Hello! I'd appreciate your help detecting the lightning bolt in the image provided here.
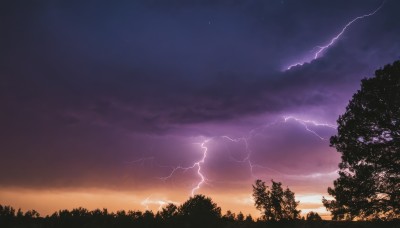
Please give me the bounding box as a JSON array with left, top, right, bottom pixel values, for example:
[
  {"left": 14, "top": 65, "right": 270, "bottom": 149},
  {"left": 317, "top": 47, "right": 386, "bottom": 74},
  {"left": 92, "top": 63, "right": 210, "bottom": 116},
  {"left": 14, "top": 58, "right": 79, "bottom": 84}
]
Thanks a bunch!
[
  {"left": 222, "top": 116, "right": 337, "bottom": 178},
  {"left": 160, "top": 136, "right": 251, "bottom": 195},
  {"left": 191, "top": 140, "right": 208, "bottom": 196},
  {"left": 160, "top": 139, "right": 210, "bottom": 196},
  {"left": 221, "top": 136, "right": 256, "bottom": 177},
  {"left": 158, "top": 116, "right": 337, "bottom": 195},
  {"left": 141, "top": 196, "right": 179, "bottom": 211},
  {"left": 283, "top": 116, "right": 337, "bottom": 140},
  {"left": 286, "top": 1, "right": 385, "bottom": 70},
  {"left": 221, "top": 135, "right": 285, "bottom": 178}
]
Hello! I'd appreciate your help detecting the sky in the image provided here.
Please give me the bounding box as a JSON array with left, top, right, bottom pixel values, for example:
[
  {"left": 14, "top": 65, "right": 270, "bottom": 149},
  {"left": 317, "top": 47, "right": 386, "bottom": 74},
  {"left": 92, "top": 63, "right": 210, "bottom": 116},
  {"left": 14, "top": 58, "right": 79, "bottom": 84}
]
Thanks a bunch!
[{"left": 1, "top": 0, "right": 400, "bottom": 219}]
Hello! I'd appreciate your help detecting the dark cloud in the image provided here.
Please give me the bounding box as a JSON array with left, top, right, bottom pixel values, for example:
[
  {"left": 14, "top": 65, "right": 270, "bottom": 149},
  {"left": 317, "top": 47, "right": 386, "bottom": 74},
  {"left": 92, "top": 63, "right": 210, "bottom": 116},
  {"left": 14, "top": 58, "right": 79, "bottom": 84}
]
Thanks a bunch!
[{"left": 0, "top": 0, "right": 399, "bottom": 191}]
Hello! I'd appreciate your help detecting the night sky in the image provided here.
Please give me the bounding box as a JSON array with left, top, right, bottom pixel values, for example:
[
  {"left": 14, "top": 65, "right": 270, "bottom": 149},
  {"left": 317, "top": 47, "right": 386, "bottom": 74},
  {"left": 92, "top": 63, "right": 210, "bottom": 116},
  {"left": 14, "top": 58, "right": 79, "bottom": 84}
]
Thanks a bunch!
[{"left": 1, "top": 0, "right": 399, "bottom": 218}]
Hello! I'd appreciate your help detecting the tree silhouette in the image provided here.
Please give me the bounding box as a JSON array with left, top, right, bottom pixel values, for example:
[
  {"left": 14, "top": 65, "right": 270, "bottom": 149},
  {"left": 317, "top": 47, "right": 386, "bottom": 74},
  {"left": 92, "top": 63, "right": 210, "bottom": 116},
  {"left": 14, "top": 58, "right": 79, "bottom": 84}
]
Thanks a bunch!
[
  {"left": 245, "top": 214, "right": 253, "bottom": 223},
  {"left": 306, "top": 211, "right": 322, "bottom": 221},
  {"left": 0, "top": 205, "right": 15, "bottom": 227},
  {"left": 157, "top": 203, "right": 177, "bottom": 227},
  {"left": 252, "top": 179, "right": 300, "bottom": 221},
  {"left": 222, "top": 210, "right": 235, "bottom": 222},
  {"left": 177, "top": 194, "right": 221, "bottom": 227},
  {"left": 159, "top": 203, "right": 177, "bottom": 221},
  {"left": 236, "top": 211, "right": 244, "bottom": 222},
  {"left": 324, "top": 61, "right": 400, "bottom": 220},
  {"left": 282, "top": 186, "right": 301, "bottom": 220}
]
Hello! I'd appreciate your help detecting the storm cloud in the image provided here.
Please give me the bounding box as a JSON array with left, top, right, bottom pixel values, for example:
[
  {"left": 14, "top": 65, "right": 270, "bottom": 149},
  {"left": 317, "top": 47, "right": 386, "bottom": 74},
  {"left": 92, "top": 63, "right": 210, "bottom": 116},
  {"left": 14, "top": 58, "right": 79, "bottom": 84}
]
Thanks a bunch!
[{"left": 0, "top": 0, "right": 399, "bottom": 216}]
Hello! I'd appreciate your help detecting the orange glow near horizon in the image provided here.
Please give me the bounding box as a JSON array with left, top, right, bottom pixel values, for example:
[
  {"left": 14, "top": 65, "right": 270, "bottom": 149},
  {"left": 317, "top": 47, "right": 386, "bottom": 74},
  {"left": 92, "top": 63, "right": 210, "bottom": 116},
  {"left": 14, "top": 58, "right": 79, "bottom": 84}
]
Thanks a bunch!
[{"left": 0, "top": 187, "right": 332, "bottom": 220}]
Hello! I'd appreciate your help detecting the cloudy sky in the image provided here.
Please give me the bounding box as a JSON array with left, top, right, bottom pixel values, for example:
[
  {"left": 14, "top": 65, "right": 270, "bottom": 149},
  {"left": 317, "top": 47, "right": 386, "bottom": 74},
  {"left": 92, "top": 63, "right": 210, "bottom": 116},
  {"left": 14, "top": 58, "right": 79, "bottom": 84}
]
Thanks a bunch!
[{"left": 1, "top": 0, "right": 399, "bottom": 218}]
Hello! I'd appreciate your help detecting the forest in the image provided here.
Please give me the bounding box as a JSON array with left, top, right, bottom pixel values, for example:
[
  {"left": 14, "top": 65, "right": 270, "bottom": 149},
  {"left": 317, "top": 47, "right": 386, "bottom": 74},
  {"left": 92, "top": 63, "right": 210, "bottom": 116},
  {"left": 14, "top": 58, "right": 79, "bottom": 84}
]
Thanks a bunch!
[{"left": 1, "top": 195, "right": 399, "bottom": 228}]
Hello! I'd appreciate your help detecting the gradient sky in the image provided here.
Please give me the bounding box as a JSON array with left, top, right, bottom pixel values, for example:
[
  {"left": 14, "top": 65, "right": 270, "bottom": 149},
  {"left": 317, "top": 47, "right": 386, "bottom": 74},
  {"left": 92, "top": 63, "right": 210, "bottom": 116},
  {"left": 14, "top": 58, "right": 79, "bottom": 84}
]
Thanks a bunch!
[{"left": 1, "top": 0, "right": 400, "bottom": 219}]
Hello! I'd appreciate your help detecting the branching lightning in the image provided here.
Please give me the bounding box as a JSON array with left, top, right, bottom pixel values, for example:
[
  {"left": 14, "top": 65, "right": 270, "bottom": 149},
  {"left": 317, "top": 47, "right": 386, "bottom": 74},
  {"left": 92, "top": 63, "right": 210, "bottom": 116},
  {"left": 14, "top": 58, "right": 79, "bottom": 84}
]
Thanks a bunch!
[
  {"left": 286, "top": 1, "right": 385, "bottom": 70},
  {"left": 160, "top": 139, "right": 210, "bottom": 196},
  {"left": 156, "top": 116, "right": 337, "bottom": 195},
  {"left": 191, "top": 140, "right": 208, "bottom": 196},
  {"left": 221, "top": 136, "right": 258, "bottom": 177},
  {"left": 312, "top": 2, "right": 384, "bottom": 60},
  {"left": 123, "top": 2, "right": 363, "bottom": 204},
  {"left": 283, "top": 116, "right": 337, "bottom": 140}
]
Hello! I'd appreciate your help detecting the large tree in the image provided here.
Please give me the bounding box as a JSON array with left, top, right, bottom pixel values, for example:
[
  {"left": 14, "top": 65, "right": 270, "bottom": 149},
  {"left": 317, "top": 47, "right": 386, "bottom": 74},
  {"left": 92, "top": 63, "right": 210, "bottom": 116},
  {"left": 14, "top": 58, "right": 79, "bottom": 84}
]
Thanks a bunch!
[
  {"left": 177, "top": 194, "right": 221, "bottom": 227},
  {"left": 323, "top": 61, "right": 400, "bottom": 220},
  {"left": 252, "top": 179, "right": 300, "bottom": 221}
]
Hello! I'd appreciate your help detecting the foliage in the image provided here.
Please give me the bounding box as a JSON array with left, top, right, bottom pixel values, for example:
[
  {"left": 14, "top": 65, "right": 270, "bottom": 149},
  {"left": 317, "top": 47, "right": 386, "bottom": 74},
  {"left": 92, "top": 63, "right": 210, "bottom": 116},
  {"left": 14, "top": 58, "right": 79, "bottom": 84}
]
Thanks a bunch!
[
  {"left": 177, "top": 194, "right": 221, "bottom": 227},
  {"left": 222, "top": 210, "right": 236, "bottom": 222},
  {"left": 252, "top": 179, "right": 300, "bottom": 221},
  {"left": 159, "top": 203, "right": 177, "bottom": 220},
  {"left": 324, "top": 61, "right": 400, "bottom": 220},
  {"left": 236, "top": 211, "right": 244, "bottom": 221},
  {"left": 306, "top": 211, "right": 322, "bottom": 221},
  {"left": 2, "top": 203, "right": 400, "bottom": 228}
]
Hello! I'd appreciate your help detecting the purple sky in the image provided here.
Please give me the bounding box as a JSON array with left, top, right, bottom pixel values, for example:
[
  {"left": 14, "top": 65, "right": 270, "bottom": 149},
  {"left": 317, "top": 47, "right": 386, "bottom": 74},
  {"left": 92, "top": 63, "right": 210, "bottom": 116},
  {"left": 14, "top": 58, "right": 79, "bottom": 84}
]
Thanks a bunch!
[{"left": 1, "top": 0, "right": 399, "bottom": 217}]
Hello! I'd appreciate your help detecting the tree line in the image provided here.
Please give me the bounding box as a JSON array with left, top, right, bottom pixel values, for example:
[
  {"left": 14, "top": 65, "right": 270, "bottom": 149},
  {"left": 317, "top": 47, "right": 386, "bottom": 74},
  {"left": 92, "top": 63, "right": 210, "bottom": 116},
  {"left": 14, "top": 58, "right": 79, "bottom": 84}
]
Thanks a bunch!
[
  {"left": 1, "top": 189, "right": 398, "bottom": 228},
  {"left": 0, "top": 191, "right": 304, "bottom": 228},
  {"left": 0, "top": 179, "right": 310, "bottom": 228},
  {"left": 1, "top": 177, "right": 398, "bottom": 228}
]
